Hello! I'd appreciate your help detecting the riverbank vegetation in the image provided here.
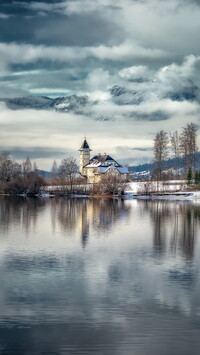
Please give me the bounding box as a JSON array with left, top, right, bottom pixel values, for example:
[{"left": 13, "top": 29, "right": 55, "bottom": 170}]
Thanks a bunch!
[
  {"left": 153, "top": 122, "right": 199, "bottom": 181},
  {"left": 1, "top": 121, "right": 200, "bottom": 197},
  {"left": 0, "top": 154, "right": 46, "bottom": 195},
  {"left": 0, "top": 154, "right": 129, "bottom": 196}
]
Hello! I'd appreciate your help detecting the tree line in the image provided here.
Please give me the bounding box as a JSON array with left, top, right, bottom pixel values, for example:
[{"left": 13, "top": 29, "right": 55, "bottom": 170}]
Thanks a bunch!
[
  {"left": 0, "top": 154, "right": 45, "bottom": 195},
  {"left": 51, "top": 158, "right": 128, "bottom": 195},
  {"left": 0, "top": 154, "right": 80, "bottom": 195},
  {"left": 0, "top": 153, "right": 129, "bottom": 196},
  {"left": 153, "top": 122, "right": 199, "bottom": 181}
]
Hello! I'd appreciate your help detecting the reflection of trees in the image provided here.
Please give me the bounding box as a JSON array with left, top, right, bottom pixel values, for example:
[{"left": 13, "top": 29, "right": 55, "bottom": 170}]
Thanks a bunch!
[
  {"left": 51, "top": 198, "right": 81, "bottom": 235},
  {"left": 151, "top": 202, "right": 168, "bottom": 254},
  {"left": 0, "top": 197, "right": 130, "bottom": 248},
  {"left": 138, "top": 200, "right": 200, "bottom": 260},
  {"left": 0, "top": 197, "right": 46, "bottom": 235},
  {"left": 51, "top": 198, "right": 131, "bottom": 247},
  {"left": 178, "top": 205, "right": 196, "bottom": 260},
  {"left": 90, "top": 199, "right": 130, "bottom": 234},
  {"left": 138, "top": 200, "right": 172, "bottom": 255}
]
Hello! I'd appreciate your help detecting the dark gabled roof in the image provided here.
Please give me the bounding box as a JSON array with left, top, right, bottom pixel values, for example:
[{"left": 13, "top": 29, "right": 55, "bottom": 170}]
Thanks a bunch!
[{"left": 91, "top": 154, "right": 119, "bottom": 165}]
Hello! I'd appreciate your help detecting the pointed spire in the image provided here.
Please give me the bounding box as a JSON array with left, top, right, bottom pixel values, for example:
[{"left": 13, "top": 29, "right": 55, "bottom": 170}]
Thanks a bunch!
[{"left": 79, "top": 137, "right": 92, "bottom": 151}]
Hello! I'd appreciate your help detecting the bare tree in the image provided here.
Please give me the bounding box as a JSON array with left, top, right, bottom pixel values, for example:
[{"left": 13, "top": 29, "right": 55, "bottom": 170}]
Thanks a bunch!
[
  {"left": 100, "top": 170, "right": 128, "bottom": 195},
  {"left": 25, "top": 172, "right": 46, "bottom": 195},
  {"left": 0, "top": 153, "right": 21, "bottom": 183},
  {"left": 58, "top": 157, "right": 79, "bottom": 191},
  {"left": 4, "top": 172, "right": 46, "bottom": 195},
  {"left": 170, "top": 131, "right": 180, "bottom": 177},
  {"left": 51, "top": 160, "right": 58, "bottom": 182},
  {"left": 138, "top": 181, "right": 156, "bottom": 195},
  {"left": 180, "top": 123, "right": 198, "bottom": 173},
  {"left": 153, "top": 130, "right": 169, "bottom": 180}
]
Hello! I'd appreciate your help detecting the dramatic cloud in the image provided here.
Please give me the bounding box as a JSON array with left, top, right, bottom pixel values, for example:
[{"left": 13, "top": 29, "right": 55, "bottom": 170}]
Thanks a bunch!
[{"left": 0, "top": 0, "right": 200, "bottom": 167}]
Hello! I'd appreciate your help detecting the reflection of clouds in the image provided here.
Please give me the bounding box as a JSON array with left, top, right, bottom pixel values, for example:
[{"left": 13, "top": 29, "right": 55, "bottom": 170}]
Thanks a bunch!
[{"left": 0, "top": 199, "right": 200, "bottom": 354}]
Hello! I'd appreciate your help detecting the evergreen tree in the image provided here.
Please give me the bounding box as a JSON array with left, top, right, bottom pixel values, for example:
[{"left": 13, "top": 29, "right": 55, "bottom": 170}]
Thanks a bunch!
[
  {"left": 33, "top": 162, "right": 38, "bottom": 172},
  {"left": 195, "top": 170, "right": 200, "bottom": 185},
  {"left": 51, "top": 160, "right": 58, "bottom": 180},
  {"left": 22, "top": 157, "right": 32, "bottom": 176},
  {"left": 187, "top": 167, "right": 193, "bottom": 185}
]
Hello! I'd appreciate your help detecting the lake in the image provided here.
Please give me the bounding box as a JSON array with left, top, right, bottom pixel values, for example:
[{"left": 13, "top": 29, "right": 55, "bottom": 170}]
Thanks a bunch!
[{"left": 0, "top": 197, "right": 200, "bottom": 355}]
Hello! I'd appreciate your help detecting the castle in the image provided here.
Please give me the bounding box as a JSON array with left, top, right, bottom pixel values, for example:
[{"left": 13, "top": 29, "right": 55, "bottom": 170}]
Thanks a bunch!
[{"left": 79, "top": 138, "right": 129, "bottom": 183}]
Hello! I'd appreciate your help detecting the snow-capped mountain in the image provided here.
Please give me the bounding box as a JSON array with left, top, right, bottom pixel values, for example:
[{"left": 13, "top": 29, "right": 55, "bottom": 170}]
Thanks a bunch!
[
  {"left": 0, "top": 95, "right": 89, "bottom": 112},
  {"left": 1, "top": 78, "right": 199, "bottom": 120},
  {"left": 110, "top": 85, "right": 143, "bottom": 105},
  {"left": 110, "top": 82, "right": 200, "bottom": 105}
]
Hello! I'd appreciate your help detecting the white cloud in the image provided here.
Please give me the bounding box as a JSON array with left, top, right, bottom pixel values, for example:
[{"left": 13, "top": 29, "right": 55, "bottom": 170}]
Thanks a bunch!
[
  {"left": 1, "top": 1, "right": 200, "bottom": 167},
  {"left": 0, "top": 41, "right": 169, "bottom": 73},
  {"left": 118, "top": 65, "right": 152, "bottom": 81},
  {"left": 0, "top": 13, "right": 10, "bottom": 19},
  {"left": 85, "top": 68, "right": 113, "bottom": 98}
]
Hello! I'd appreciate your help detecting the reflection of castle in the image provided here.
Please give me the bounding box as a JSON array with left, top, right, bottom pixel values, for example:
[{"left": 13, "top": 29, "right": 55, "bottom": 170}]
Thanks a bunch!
[
  {"left": 52, "top": 198, "right": 131, "bottom": 248},
  {"left": 77, "top": 199, "right": 131, "bottom": 247},
  {"left": 79, "top": 138, "right": 129, "bottom": 183}
]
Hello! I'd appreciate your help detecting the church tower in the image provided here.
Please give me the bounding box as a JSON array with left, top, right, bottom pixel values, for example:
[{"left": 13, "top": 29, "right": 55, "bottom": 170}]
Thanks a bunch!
[{"left": 79, "top": 138, "right": 92, "bottom": 175}]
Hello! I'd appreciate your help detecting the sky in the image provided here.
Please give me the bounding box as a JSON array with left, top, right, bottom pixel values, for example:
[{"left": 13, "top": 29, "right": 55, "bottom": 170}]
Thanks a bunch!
[{"left": 0, "top": 0, "right": 200, "bottom": 169}]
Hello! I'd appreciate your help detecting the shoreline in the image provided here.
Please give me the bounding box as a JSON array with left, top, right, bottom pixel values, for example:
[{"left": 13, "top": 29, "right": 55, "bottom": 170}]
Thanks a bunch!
[{"left": 1, "top": 190, "right": 200, "bottom": 201}]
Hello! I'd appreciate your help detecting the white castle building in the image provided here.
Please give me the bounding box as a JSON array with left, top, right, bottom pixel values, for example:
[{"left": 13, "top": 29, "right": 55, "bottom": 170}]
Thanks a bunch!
[{"left": 79, "top": 138, "right": 129, "bottom": 183}]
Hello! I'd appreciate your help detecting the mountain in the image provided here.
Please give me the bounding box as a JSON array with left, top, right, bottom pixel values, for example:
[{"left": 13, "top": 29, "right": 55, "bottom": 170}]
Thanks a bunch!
[
  {"left": 48, "top": 95, "right": 89, "bottom": 112},
  {"left": 110, "top": 85, "right": 143, "bottom": 105},
  {"left": 0, "top": 95, "right": 89, "bottom": 112},
  {"left": 110, "top": 82, "right": 200, "bottom": 105},
  {"left": 1, "top": 78, "right": 199, "bottom": 117},
  {"left": 165, "top": 84, "right": 200, "bottom": 102},
  {"left": 35, "top": 169, "right": 51, "bottom": 179},
  {"left": 129, "top": 152, "right": 200, "bottom": 176}
]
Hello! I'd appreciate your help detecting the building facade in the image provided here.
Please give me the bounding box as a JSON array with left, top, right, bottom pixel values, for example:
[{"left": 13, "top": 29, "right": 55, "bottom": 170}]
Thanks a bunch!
[{"left": 79, "top": 139, "right": 129, "bottom": 183}]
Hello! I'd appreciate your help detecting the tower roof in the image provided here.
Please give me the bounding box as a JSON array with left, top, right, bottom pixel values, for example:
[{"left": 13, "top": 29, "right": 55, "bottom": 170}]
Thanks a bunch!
[{"left": 79, "top": 139, "right": 92, "bottom": 151}]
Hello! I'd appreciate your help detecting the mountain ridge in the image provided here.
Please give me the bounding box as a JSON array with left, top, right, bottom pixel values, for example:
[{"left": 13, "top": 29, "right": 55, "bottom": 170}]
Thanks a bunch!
[{"left": 1, "top": 78, "right": 200, "bottom": 113}]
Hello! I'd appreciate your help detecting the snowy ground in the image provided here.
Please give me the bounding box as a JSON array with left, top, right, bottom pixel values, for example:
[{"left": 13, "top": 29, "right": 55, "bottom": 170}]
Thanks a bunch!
[
  {"left": 126, "top": 181, "right": 200, "bottom": 201},
  {"left": 44, "top": 181, "right": 200, "bottom": 201},
  {"left": 126, "top": 181, "right": 186, "bottom": 194}
]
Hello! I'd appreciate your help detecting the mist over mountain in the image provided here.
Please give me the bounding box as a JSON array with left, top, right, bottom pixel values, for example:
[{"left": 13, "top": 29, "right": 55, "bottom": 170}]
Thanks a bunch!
[
  {"left": 1, "top": 76, "right": 200, "bottom": 123},
  {"left": 0, "top": 95, "right": 89, "bottom": 113},
  {"left": 0, "top": 1, "right": 200, "bottom": 170}
]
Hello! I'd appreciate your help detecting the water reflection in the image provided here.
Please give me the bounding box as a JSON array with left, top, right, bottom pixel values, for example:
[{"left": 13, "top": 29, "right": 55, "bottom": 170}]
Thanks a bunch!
[
  {"left": 0, "top": 197, "right": 131, "bottom": 247},
  {"left": 51, "top": 198, "right": 131, "bottom": 247},
  {"left": 0, "top": 197, "right": 46, "bottom": 235},
  {"left": 1, "top": 198, "right": 200, "bottom": 354},
  {"left": 0, "top": 197, "right": 200, "bottom": 259},
  {"left": 138, "top": 200, "right": 200, "bottom": 260}
]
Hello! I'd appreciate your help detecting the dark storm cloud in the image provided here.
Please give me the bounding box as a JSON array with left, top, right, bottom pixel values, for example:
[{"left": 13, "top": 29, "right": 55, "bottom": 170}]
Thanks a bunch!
[
  {"left": 133, "top": 111, "right": 170, "bottom": 121},
  {"left": 0, "top": 0, "right": 200, "bottom": 167},
  {"left": 0, "top": 12, "right": 120, "bottom": 47},
  {"left": 0, "top": 0, "right": 58, "bottom": 17},
  {"left": 186, "top": 0, "right": 200, "bottom": 5},
  {"left": 0, "top": 146, "right": 70, "bottom": 160},
  {"left": 131, "top": 147, "right": 152, "bottom": 152}
]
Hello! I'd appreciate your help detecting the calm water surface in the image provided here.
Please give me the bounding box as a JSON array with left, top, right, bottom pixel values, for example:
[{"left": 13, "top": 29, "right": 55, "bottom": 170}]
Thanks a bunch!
[{"left": 0, "top": 197, "right": 200, "bottom": 354}]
